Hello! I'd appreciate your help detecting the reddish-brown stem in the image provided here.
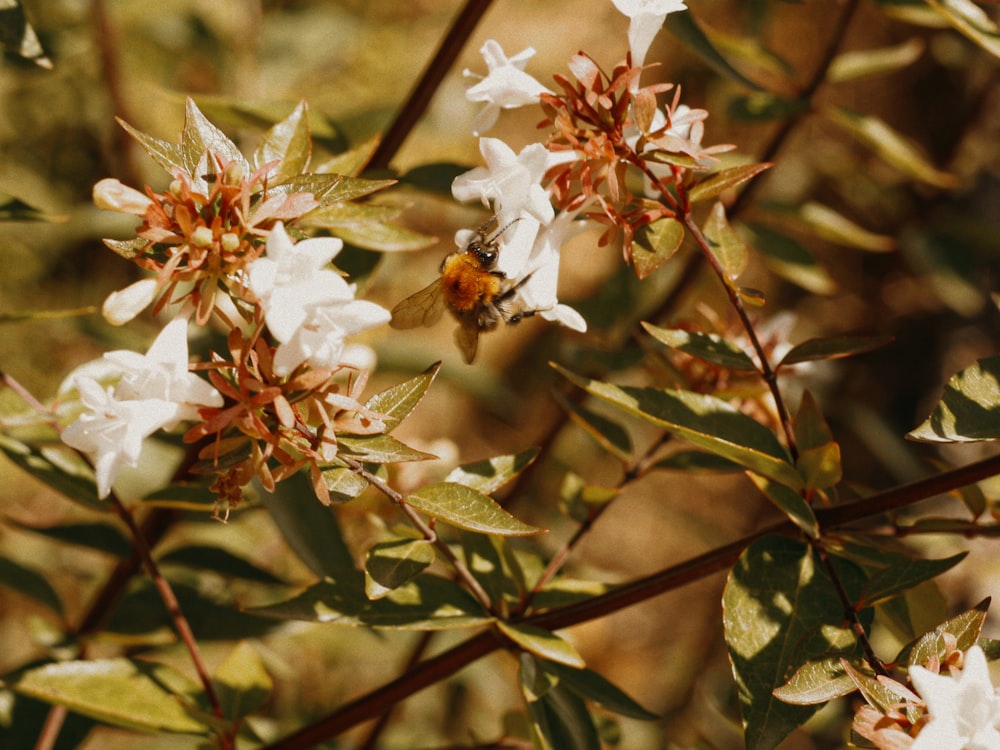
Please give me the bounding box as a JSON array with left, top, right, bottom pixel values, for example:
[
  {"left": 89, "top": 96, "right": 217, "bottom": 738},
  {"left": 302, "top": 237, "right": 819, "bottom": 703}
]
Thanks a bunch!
[
  {"left": 368, "top": 0, "right": 495, "bottom": 170},
  {"left": 260, "top": 453, "right": 1000, "bottom": 748},
  {"left": 681, "top": 212, "right": 799, "bottom": 458}
]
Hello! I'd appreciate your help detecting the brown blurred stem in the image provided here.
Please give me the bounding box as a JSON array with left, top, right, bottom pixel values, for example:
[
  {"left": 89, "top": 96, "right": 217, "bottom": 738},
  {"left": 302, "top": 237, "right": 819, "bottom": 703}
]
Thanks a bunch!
[
  {"left": 368, "top": 0, "right": 494, "bottom": 170},
  {"left": 261, "top": 452, "right": 1000, "bottom": 749}
]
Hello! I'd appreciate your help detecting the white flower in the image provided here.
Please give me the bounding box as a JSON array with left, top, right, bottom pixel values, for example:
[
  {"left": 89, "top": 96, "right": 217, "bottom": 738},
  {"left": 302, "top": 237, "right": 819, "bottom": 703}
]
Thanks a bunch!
[
  {"left": 249, "top": 223, "right": 390, "bottom": 376},
  {"left": 104, "top": 316, "right": 223, "bottom": 428},
  {"left": 452, "top": 138, "right": 555, "bottom": 228},
  {"left": 516, "top": 211, "right": 587, "bottom": 332},
  {"left": 611, "top": 0, "right": 688, "bottom": 69},
  {"left": 910, "top": 645, "right": 1000, "bottom": 750},
  {"left": 102, "top": 278, "right": 159, "bottom": 325},
  {"left": 464, "top": 40, "right": 552, "bottom": 136},
  {"left": 93, "top": 178, "right": 154, "bottom": 215},
  {"left": 61, "top": 378, "right": 178, "bottom": 498}
]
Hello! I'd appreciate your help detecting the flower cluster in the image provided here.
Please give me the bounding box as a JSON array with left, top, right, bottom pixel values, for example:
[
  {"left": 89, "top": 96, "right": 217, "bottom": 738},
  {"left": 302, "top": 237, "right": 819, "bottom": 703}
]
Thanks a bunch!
[
  {"left": 60, "top": 102, "right": 392, "bottom": 511},
  {"left": 853, "top": 645, "right": 1000, "bottom": 750}
]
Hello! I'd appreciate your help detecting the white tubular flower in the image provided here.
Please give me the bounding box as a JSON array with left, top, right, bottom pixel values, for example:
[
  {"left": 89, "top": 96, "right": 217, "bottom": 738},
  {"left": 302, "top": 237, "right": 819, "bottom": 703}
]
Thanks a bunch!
[
  {"left": 61, "top": 378, "right": 178, "bottom": 498},
  {"left": 102, "top": 278, "right": 159, "bottom": 326},
  {"left": 452, "top": 138, "right": 555, "bottom": 228},
  {"left": 92, "top": 178, "right": 154, "bottom": 215},
  {"left": 464, "top": 40, "right": 552, "bottom": 136},
  {"left": 517, "top": 211, "right": 587, "bottom": 332},
  {"left": 910, "top": 645, "right": 1000, "bottom": 750},
  {"left": 104, "top": 316, "right": 223, "bottom": 428},
  {"left": 611, "top": 0, "right": 688, "bottom": 69},
  {"left": 249, "top": 223, "right": 390, "bottom": 376}
]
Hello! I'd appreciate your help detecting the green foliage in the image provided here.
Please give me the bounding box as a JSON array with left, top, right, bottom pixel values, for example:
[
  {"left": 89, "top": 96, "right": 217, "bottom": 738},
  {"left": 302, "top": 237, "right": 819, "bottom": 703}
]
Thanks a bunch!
[{"left": 909, "top": 355, "right": 1000, "bottom": 442}]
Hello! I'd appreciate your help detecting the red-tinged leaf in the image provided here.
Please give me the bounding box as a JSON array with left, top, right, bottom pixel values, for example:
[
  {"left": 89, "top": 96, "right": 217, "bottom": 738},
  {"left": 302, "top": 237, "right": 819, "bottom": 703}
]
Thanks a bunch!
[
  {"left": 688, "top": 163, "right": 772, "bottom": 203},
  {"left": 498, "top": 622, "right": 585, "bottom": 668},
  {"left": 6, "top": 659, "right": 210, "bottom": 734},
  {"left": 631, "top": 216, "right": 684, "bottom": 279},
  {"left": 779, "top": 335, "right": 894, "bottom": 366},
  {"left": 908, "top": 355, "right": 1000, "bottom": 443},
  {"left": 406, "top": 482, "right": 543, "bottom": 536},
  {"left": 642, "top": 321, "right": 757, "bottom": 371},
  {"left": 703, "top": 202, "right": 748, "bottom": 283},
  {"left": 823, "top": 105, "right": 958, "bottom": 188}
]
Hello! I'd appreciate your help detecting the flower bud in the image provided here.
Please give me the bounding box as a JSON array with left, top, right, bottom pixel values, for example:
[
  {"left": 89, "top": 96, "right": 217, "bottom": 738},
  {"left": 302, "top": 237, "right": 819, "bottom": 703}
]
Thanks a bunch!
[
  {"left": 92, "top": 178, "right": 153, "bottom": 215},
  {"left": 221, "top": 232, "right": 241, "bottom": 253},
  {"left": 102, "top": 278, "right": 158, "bottom": 325},
  {"left": 191, "top": 226, "right": 214, "bottom": 248}
]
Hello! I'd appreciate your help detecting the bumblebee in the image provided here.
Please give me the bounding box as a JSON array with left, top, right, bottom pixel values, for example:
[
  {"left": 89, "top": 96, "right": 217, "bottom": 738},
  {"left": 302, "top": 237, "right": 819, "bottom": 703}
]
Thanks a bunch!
[{"left": 390, "top": 216, "right": 534, "bottom": 363}]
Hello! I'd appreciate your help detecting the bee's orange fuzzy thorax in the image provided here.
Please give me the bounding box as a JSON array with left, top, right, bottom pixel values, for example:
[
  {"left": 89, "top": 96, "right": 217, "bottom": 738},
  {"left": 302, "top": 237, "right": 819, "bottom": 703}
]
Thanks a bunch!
[{"left": 440, "top": 253, "right": 503, "bottom": 313}]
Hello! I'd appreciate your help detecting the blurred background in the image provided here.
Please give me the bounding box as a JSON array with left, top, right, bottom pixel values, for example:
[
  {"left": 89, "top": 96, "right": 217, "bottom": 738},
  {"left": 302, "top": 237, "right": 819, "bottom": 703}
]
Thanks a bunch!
[{"left": 2, "top": 1, "right": 1000, "bottom": 747}]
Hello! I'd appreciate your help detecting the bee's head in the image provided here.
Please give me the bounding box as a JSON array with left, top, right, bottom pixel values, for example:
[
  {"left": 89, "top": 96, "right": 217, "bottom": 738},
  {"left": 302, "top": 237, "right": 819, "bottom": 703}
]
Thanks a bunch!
[{"left": 467, "top": 240, "right": 499, "bottom": 268}]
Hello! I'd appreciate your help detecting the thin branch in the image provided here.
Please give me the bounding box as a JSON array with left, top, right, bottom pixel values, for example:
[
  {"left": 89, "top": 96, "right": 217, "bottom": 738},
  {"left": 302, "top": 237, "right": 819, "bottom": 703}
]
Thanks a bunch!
[
  {"left": 260, "top": 453, "right": 1000, "bottom": 748},
  {"left": 369, "top": 0, "right": 494, "bottom": 170}
]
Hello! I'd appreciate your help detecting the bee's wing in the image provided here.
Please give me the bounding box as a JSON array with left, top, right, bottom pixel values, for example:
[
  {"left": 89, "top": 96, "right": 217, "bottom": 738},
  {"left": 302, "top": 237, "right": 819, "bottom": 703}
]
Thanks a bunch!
[
  {"left": 453, "top": 318, "right": 481, "bottom": 364},
  {"left": 390, "top": 280, "right": 446, "bottom": 329}
]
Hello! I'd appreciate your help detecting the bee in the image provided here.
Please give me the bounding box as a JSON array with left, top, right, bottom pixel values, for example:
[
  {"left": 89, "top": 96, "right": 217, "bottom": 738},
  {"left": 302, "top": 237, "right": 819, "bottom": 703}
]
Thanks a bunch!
[{"left": 390, "top": 216, "right": 535, "bottom": 363}]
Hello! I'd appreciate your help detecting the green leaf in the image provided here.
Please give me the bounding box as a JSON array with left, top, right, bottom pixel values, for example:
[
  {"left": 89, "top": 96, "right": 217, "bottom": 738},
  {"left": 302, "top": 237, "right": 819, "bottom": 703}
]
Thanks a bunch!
[
  {"left": 364, "top": 362, "right": 440, "bottom": 430},
  {"left": 521, "top": 655, "right": 601, "bottom": 750},
  {"left": 740, "top": 223, "right": 837, "bottom": 295},
  {"left": 908, "top": 355, "right": 1000, "bottom": 442},
  {"left": 140, "top": 483, "right": 220, "bottom": 511},
  {"left": 319, "top": 467, "right": 370, "bottom": 503},
  {"left": 444, "top": 449, "right": 539, "bottom": 494},
  {"left": 768, "top": 201, "right": 895, "bottom": 252},
  {"left": 747, "top": 473, "right": 818, "bottom": 538},
  {"left": 499, "top": 622, "right": 585, "bottom": 668},
  {"left": 180, "top": 98, "right": 248, "bottom": 179},
  {"left": 459, "top": 531, "right": 526, "bottom": 608},
  {"left": 723, "top": 536, "right": 865, "bottom": 750},
  {"left": 823, "top": 105, "right": 958, "bottom": 189},
  {"left": 555, "top": 392, "right": 633, "bottom": 463},
  {"left": 778, "top": 334, "right": 894, "bottom": 366},
  {"left": 688, "top": 163, "right": 772, "bottom": 204},
  {"left": 728, "top": 93, "right": 808, "bottom": 123},
  {"left": 254, "top": 100, "right": 311, "bottom": 184},
  {"left": 772, "top": 656, "right": 858, "bottom": 706},
  {"left": 9, "top": 521, "right": 131, "bottom": 558},
  {"left": 559, "top": 473, "right": 618, "bottom": 524},
  {"left": 0, "top": 192, "right": 58, "bottom": 222},
  {"left": 0, "top": 1, "right": 51, "bottom": 68},
  {"left": 213, "top": 641, "right": 272, "bottom": 722},
  {"left": 664, "top": 12, "right": 763, "bottom": 91},
  {"left": 925, "top": 0, "right": 1000, "bottom": 58},
  {"left": 702, "top": 202, "right": 748, "bottom": 283},
  {"left": 554, "top": 366, "right": 802, "bottom": 490},
  {"left": 406, "top": 482, "right": 543, "bottom": 536},
  {"left": 364, "top": 538, "right": 435, "bottom": 599},
  {"left": 828, "top": 38, "right": 925, "bottom": 82},
  {"left": 631, "top": 216, "right": 684, "bottom": 279},
  {"left": 116, "top": 118, "right": 186, "bottom": 174},
  {"left": 338, "top": 434, "right": 437, "bottom": 463},
  {"left": 652, "top": 449, "right": 743, "bottom": 473},
  {"left": 642, "top": 322, "right": 757, "bottom": 371},
  {"left": 542, "top": 661, "right": 659, "bottom": 720},
  {"left": 157, "top": 545, "right": 285, "bottom": 584},
  {"left": 0, "top": 434, "right": 105, "bottom": 511},
  {"left": 793, "top": 392, "right": 842, "bottom": 491},
  {"left": 0, "top": 556, "right": 63, "bottom": 617},
  {"left": 841, "top": 661, "right": 911, "bottom": 715},
  {"left": 399, "top": 162, "right": 470, "bottom": 193},
  {"left": 858, "top": 553, "right": 967, "bottom": 609},
  {"left": 259, "top": 471, "right": 358, "bottom": 579},
  {"left": 248, "top": 574, "right": 491, "bottom": 630},
  {"left": 312, "top": 136, "right": 376, "bottom": 176},
  {"left": 4, "top": 658, "right": 209, "bottom": 734},
  {"left": 902, "top": 598, "right": 990, "bottom": 669}
]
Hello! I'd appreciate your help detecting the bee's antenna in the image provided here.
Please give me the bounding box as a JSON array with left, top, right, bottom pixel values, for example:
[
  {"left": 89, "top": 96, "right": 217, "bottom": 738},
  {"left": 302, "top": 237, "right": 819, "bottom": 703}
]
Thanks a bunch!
[{"left": 485, "top": 215, "right": 522, "bottom": 243}]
